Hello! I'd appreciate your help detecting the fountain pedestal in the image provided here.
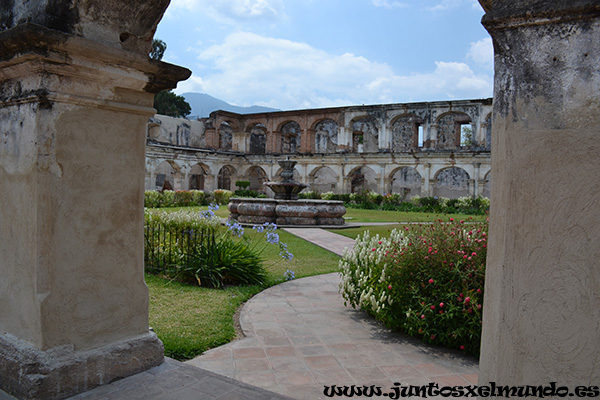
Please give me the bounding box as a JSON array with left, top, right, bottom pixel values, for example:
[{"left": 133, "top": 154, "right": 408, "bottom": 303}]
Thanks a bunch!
[
  {"left": 228, "top": 158, "right": 346, "bottom": 226},
  {"left": 228, "top": 198, "right": 346, "bottom": 226}
]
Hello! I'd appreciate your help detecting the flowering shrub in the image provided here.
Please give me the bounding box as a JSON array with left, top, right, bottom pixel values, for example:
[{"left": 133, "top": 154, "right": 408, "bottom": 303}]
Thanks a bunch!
[
  {"left": 144, "top": 190, "right": 212, "bottom": 207},
  {"left": 144, "top": 206, "right": 292, "bottom": 287},
  {"left": 339, "top": 217, "right": 488, "bottom": 356},
  {"left": 284, "top": 269, "right": 296, "bottom": 281},
  {"left": 213, "top": 189, "right": 233, "bottom": 205}
]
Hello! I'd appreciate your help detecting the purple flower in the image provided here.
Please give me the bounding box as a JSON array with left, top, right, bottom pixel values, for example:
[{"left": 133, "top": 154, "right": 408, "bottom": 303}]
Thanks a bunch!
[{"left": 266, "top": 232, "right": 279, "bottom": 244}]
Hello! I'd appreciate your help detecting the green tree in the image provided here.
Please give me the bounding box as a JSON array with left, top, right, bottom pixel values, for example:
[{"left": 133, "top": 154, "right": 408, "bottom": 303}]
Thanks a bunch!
[
  {"left": 150, "top": 39, "right": 166, "bottom": 61},
  {"left": 154, "top": 90, "right": 191, "bottom": 118},
  {"left": 150, "top": 39, "right": 192, "bottom": 118},
  {"left": 460, "top": 125, "right": 473, "bottom": 146}
]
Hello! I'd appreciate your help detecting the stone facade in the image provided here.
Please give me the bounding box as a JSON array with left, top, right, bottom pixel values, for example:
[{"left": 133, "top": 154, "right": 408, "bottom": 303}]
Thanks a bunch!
[
  {"left": 0, "top": 1, "right": 189, "bottom": 399},
  {"left": 479, "top": 0, "right": 600, "bottom": 388},
  {"left": 146, "top": 98, "right": 493, "bottom": 199}
]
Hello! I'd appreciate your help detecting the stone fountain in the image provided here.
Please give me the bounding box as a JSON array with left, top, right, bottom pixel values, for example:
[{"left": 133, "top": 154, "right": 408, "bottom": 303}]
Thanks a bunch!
[{"left": 228, "top": 159, "right": 346, "bottom": 226}]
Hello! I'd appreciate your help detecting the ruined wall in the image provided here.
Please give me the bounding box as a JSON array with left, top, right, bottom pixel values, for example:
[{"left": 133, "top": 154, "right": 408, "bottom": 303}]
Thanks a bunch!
[
  {"left": 147, "top": 114, "right": 205, "bottom": 148},
  {"left": 146, "top": 98, "right": 492, "bottom": 198}
]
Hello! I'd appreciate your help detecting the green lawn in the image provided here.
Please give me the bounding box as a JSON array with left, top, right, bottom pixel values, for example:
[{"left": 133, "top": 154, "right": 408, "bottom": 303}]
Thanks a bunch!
[
  {"left": 147, "top": 225, "right": 340, "bottom": 360},
  {"left": 147, "top": 205, "right": 485, "bottom": 360},
  {"left": 342, "top": 207, "right": 487, "bottom": 223}
]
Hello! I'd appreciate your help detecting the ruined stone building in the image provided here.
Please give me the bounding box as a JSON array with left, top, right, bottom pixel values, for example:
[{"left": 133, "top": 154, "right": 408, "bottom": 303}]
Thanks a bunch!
[{"left": 146, "top": 98, "right": 493, "bottom": 199}]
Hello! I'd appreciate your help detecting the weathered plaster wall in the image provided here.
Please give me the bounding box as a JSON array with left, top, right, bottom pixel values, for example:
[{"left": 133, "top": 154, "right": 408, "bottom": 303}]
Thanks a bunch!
[
  {"left": 479, "top": 0, "right": 600, "bottom": 386},
  {"left": 0, "top": 5, "right": 190, "bottom": 397}
]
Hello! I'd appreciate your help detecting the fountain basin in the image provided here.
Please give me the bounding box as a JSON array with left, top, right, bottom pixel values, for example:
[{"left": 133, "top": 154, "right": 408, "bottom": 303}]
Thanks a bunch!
[{"left": 228, "top": 198, "right": 346, "bottom": 226}]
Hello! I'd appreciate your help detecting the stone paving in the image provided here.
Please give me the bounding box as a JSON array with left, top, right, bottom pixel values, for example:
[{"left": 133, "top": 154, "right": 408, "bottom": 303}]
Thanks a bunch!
[{"left": 187, "top": 270, "right": 479, "bottom": 399}]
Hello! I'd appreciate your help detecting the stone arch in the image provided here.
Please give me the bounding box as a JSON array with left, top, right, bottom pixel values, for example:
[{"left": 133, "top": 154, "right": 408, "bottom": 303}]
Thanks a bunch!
[
  {"left": 279, "top": 121, "right": 301, "bottom": 154},
  {"left": 217, "top": 165, "right": 236, "bottom": 191},
  {"left": 248, "top": 123, "right": 267, "bottom": 154},
  {"left": 310, "top": 166, "right": 338, "bottom": 194},
  {"left": 189, "top": 163, "right": 210, "bottom": 190},
  {"left": 219, "top": 121, "right": 233, "bottom": 150},
  {"left": 313, "top": 119, "right": 338, "bottom": 153},
  {"left": 155, "top": 160, "right": 181, "bottom": 191},
  {"left": 351, "top": 115, "right": 379, "bottom": 153},
  {"left": 390, "top": 114, "right": 422, "bottom": 152},
  {"left": 433, "top": 166, "right": 471, "bottom": 198},
  {"left": 348, "top": 166, "right": 377, "bottom": 193},
  {"left": 435, "top": 112, "right": 472, "bottom": 149},
  {"left": 390, "top": 166, "right": 422, "bottom": 198},
  {"left": 246, "top": 166, "right": 268, "bottom": 192}
]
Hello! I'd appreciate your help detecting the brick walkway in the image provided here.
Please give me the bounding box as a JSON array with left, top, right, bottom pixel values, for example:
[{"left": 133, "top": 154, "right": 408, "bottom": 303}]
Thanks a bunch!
[{"left": 187, "top": 228, "right": 479, "bottom": 399}]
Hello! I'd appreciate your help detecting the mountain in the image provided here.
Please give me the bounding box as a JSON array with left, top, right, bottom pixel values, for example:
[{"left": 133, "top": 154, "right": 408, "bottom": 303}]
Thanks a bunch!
[{"left": 181, "top": 92, "right": 280, "bottom": 118}]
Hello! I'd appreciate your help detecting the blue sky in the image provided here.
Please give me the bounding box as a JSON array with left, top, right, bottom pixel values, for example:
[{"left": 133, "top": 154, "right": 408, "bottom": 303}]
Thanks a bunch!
[{"left": 156, "top": 0, "right": 493, "bottom": 110}]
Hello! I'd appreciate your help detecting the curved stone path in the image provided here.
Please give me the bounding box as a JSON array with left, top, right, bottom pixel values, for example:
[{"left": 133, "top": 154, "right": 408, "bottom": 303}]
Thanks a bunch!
[{"left": 187, "top": 229, "right": 479, "bottom": 400}]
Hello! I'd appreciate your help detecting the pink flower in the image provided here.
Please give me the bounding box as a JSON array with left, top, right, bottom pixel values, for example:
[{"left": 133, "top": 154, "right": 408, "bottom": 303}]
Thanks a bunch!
[
  {"left": 439, "top": 302, "right": 444, "bottom": 308},
  {"left": 428, "top": 247, "right": 433, "bottom": 253},
  {"left": 428, "top": 279, "right": 434, "bottom": 284},
  {"left": 430, "top": 334, "right": 436, "bottom": 340},
  {"left": 478, "top": 304, "right": 482, "bottom": 309},
  {"left": 372, "top": 248, "right": 376, "bottom": 252},
  {"left": 378, "top": 241, "right": 382, "bottom": 244},
  {"left": 419, "top": 329, "right": 423, "bottom": 333},
  {"left": 465, "top": 297, "right": 471, "bottom": 304},
  {"left": 449, "top": 218, "right": 454, "bottom": 221},
  {"left": 457, "top": 297, "right": 463, "bottom": 302},
  {"left": 460, "top": 345, "right": 465, "bottom": 351},
  {"left": 430, "top": 305, "right": 435, "bottom": 310},
  {"left": 421, "top": 314, "right": 425, "bottom": 319},
  {"left": 477, "top": 288, "right": 482, "bottom": 294},
  {"left": 388, "top": 285, "right": 392, "bottom": 290},
  {"left": 472, "top": 252, "right": 477, "bottom": 256}
]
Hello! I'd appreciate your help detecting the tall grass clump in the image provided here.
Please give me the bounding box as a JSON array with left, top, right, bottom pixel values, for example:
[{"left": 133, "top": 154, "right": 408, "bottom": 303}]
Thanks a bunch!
[
  {"left": 144, "top": 205, "right": 291, "bottom": 288},
  {"left": 339, "top": 217, "right": 488, "bottom": 356}
]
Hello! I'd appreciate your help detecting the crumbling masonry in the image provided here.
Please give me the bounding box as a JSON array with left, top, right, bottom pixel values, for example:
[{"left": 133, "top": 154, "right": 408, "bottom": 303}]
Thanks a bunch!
[{"left": 146, "top": 98, "right": 493, "bottom": 199}]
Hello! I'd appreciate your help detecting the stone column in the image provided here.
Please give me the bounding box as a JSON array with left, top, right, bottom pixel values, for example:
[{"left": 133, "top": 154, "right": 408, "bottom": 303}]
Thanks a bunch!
[
  {"left": 421, "top": 163, "right": 431, "bottom": 196},
  {"left": 472, "top": 162, "right": 481, "bottom": 198},
  {"left": 0, "top": 3, "right": 190, "bottom": 399},
  {"left": 479, "top": 0, "right": 600, "bottom": 387}
]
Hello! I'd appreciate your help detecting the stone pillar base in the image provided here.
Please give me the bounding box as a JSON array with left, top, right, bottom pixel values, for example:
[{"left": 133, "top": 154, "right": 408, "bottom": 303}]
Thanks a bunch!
[{"left": 0, "top": 332, "right": 164, "bottom": 400}]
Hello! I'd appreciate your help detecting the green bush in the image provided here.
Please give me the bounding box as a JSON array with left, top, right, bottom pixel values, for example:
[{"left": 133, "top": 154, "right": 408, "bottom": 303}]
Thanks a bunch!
[
  {"left": 160, "top": 190, "right": 176, "bottom": 207},
  {"left": 144, "top": 208, "right": 268, "bottom": 287},
  {"left": 233, "top": 189, "right": 265, "bottom": 198},
  {"left": 192, "top": 190, "right": 209, "bottom": 206},
  {"left": 145, "top": 191, "right": 162, "bottom": 208},
  {"left": 235, "top": 180, "right": 250, "bottom": 189},
  {"left": 339, "top": 217, "right": 488, "bottom": 356},
  {"left": 213, "top": 189, "right": 233, "bottom": 205},
  {"left": 174, "top": 190, "right": 194, "bottom": 206},
  {"left": 144, "top": 207, "right": 292, "bottom": 288},
  {"left": 145, "top": 190, "right": 211, "bottom": 207},
  {"left": 299, "top": 191, "right": 321, "bottom": 199}
]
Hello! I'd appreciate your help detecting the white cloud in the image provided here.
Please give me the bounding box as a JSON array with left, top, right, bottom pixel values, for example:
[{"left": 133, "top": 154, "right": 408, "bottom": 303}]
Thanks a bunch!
[
  {"left": 371, "top": 0, "right": 408, "bottom": 9},
  {"left": 179, "top": 32, "right": 492, "bottom": 109},
  {"left": 467, "top": 37, "right": 493, "bottom": 70},
  {"left": 427, "top": 0, "right": 479, "bottom": 12},
  {"left": 165, "top": 0, "right": 284, "bottom": 22}
]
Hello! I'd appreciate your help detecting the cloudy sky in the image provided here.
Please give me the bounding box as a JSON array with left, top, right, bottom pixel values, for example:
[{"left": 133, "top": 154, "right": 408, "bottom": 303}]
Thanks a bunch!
[{"left": 156, "top": 0, "right": 493, "bottom": 110}]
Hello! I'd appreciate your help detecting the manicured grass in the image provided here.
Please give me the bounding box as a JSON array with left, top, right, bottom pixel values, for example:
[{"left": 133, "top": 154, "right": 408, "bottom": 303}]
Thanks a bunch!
[
  {"left": 147, "top": 226, "right": 340, "bottom": 360},
  {"left": 147, "top": 274, "right": 261, "bottom": 360},
  {"left": 343, "top": 207, "right": 487, "bottom": 223}
]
